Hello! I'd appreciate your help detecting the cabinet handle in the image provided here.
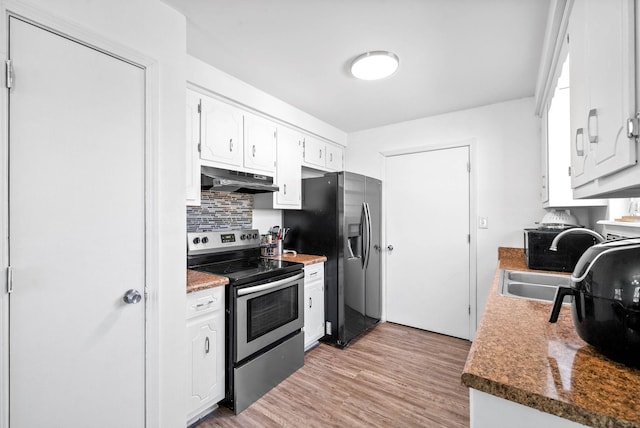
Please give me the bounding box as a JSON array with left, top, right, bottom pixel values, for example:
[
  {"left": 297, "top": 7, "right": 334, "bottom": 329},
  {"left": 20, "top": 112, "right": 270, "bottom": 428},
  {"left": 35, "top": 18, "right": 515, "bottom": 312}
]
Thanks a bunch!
[
  {"left": 309, "top": 271, "right": 318, "bottom": 277},
  {"left": 329, "top": 153, "right": 333, "bottom": 162},
  {"left": 319, "top": 149, "right": 322, "bottom": 159},
  {"left": 192, "top": 298, "right": 216, "bottom": 310},
  {"left": 252, "top": 145, "right": 256, "bottom": 157},
  {"left": 229, "top": 138, "right": 233, "bottom": 152},
  {"left": 283, "top": 183, "right": 287, "bottom": 195},
  {"left": 205, "top": 337, "right": 210, "bottom": 354},
  {"left": 309, "top": 297, "right": 312, "bottom": 308},
  {"left": 587, "top": 109, "right": 598, "bottom": 144},
  {"left": 575, "top": 128, "right": 584, "bottom": 156}
]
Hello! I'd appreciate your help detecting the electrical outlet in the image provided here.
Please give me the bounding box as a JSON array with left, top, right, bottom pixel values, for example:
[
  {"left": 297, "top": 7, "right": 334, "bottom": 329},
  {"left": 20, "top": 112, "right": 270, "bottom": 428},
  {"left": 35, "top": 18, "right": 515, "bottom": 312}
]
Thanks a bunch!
[{"left": 478, "top": 216, "right": 489, "bottom": 229}]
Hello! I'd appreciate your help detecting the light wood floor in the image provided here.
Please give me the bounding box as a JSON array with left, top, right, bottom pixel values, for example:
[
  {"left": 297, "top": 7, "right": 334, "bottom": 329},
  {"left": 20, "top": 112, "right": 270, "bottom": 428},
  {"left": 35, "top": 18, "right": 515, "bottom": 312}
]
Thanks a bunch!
[{"left": 195, "top": 322, "right": 471, "bottom": 428}]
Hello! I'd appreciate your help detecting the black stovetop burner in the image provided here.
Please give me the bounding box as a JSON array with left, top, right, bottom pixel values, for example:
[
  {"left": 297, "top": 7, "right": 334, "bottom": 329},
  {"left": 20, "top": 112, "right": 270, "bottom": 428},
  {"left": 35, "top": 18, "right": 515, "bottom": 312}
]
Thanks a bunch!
[
  {"left": 189, "top": 254, "right": 302, "bottom": 286},
  {"left": 186, "top": 229, "right": 303, "bottom": 286}
]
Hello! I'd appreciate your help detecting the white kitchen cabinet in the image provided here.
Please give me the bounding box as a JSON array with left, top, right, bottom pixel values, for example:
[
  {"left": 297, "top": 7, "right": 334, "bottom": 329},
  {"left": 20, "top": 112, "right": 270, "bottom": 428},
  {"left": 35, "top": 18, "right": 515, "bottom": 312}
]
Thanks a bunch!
[
  {"left": 243, "top": 112, "right": 277, "bottom": 174},
  {"left": 186, "top": 286, "right": 225, "bottom": 425},
  {"left": 302, "top": 135, "right": 344, "bottom": 172},
  {"left": 302, "top": 135, "right": 326, "bottom": 168},
  {"left": 186, "top": 89, "right": 202, "bottom": 206},
  {"left": 200, "top": 95, "right": 244, "bottom": 168},
  {"left": 542, "top": 54, "right": 607, "bottom": 208},
  {"left": 254, "top": 126, "right": 303, "bottom": 209},
  {"left": 304, "top": 262, "right": 325, "bottom": 350},
  {"left": 568, "top": 0, "right": 638, "bottom": 198},
  {"left": 325, "top": 143, "right": 344, "bottom": 171}
]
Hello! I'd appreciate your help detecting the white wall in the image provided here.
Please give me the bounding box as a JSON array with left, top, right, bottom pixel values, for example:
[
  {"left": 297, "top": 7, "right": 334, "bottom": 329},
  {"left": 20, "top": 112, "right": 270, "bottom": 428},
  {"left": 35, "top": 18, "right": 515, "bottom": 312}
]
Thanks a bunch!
[
  {"left": 0, "top": 1, "right": 186, "bottom": 427},
  {"left": 347, "top": 97, "right": 546, "bottom": 320}
]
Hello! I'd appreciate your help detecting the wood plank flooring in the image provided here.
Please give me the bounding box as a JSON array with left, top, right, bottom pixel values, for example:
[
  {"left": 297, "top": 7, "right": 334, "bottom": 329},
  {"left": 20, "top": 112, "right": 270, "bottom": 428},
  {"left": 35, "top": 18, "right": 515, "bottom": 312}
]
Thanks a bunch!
[{"left": 194, "top": 322, "right": 472, "bottom": 428}]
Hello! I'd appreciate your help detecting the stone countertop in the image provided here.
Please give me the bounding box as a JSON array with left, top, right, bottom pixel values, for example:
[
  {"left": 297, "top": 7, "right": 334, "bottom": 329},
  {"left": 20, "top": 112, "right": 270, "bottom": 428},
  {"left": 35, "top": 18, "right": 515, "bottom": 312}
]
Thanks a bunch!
[
  {"left": 268, "top": 253, "right": 327, "bottom": 266},
  {"left": 462, "top": 247, "right": 640, "bottom": 428},
  {"left": 186, "top": 269, "right": 228, "bottom": 294}
]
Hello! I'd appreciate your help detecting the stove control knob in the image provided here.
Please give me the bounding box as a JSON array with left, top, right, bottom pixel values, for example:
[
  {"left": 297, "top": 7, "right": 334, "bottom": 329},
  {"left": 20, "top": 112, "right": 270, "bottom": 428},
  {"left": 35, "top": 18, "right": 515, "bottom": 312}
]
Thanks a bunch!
[
  {"left": 193, "top": 237, "right": 200, "bottom": 245},
  {"left": 201, "top": 237, "right": 209, "bottom": 244},
  {"left": 253, "top": 233, "right": 259, "bottom": 239},
  {"left": 240, "top": 234, "right": 246, "bottom": 240}
]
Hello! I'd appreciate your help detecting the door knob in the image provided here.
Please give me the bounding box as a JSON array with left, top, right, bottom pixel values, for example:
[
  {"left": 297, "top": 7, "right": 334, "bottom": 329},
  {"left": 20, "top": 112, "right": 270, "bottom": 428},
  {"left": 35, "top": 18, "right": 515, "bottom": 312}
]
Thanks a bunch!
[
  {"left": 374, "top": 244, "right": 381, "bottom": 251},
  {"left": 123, "top": 289, "right": 142, "bottom": 304},
  {"left": 387, "top": 245, "right": 394, "bottom": 252}
]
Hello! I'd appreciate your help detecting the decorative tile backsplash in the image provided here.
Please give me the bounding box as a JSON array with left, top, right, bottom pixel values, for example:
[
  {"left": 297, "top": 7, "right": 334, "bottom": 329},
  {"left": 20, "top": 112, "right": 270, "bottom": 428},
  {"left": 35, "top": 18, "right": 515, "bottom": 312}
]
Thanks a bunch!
[{"left": 187, "top": 191, "right": 253, "bottom": 232}]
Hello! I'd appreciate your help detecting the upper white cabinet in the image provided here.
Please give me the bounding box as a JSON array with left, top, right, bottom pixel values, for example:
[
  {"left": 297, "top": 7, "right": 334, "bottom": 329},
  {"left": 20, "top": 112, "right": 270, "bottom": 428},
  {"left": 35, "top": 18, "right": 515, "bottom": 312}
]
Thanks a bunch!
[
  {"left": 243, "top": 112, "right": 276, "bottom": 174},
  {"left": 254, "top": 126, "right": 303, "bottom": 209},
  {"left": 541, "top": 51, "right": 606, "bottom": 207},
  {"left": 325, "top": 143, "right": 344, "bottom": 171},
  {"left": 302, "top": 135, "right": 344, "bottom": 172},
  {"left": 186, "top": 89, "right": 202, "bottom": 206},
  {"left": 568, "top": 0, "right": 639, "bottom": 198},
  {"left": 200, "top": 95, "right": 244, "bottom": 168}
]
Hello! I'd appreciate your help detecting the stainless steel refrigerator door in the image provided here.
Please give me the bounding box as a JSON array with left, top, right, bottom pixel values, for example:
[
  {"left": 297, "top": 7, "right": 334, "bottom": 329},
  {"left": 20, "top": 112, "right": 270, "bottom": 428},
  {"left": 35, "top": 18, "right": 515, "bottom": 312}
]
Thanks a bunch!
[
  {"left": 365, "top": 177, "right": 382, "bottom": 326},
  {"left": 342, "top": 172, "right": 366, "bottom": 344}
]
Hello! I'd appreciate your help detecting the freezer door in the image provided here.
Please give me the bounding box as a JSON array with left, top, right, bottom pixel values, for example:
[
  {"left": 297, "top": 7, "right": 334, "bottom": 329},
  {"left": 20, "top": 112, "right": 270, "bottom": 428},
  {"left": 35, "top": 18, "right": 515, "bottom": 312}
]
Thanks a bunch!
[
  {"left": 364, "top": 177, "right": 382, "bottom": 327},
  {"left": 342, "top": 173, "right": 366, "bottom": 344}
]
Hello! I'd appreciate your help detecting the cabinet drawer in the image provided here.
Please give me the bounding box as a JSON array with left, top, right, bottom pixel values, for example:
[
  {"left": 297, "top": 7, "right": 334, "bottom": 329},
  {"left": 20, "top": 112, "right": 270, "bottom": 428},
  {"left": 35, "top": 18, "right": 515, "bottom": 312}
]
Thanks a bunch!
[
  {"left": 186, "top": 286, "right": 224, "bottom": 319},
  {"left": 304, "top": 262, "right": 324, "bottom": 283}
]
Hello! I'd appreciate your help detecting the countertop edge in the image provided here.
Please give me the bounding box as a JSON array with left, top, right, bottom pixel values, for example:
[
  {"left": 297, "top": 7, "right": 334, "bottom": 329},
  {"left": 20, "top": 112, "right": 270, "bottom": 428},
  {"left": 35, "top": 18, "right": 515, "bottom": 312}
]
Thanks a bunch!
[{"left": 186, "top": 269, "right": 228, "bottom": 294}]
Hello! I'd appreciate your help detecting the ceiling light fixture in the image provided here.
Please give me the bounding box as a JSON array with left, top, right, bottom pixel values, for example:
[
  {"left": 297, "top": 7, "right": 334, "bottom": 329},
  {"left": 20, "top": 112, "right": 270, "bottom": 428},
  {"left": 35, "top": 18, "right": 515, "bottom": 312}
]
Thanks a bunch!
[{"left": 350, "top": 51, "right": 399, "bottom": 81}]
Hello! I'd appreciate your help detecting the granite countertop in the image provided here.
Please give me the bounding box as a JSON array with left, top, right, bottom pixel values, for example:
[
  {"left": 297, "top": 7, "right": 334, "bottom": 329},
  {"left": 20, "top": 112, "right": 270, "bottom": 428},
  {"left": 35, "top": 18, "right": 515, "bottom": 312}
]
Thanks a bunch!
[
  {"left": 462, "top": 247, "right": 640, "bottom": 428},
  {"left": 268, "top": 253, "right": 327, "bottom": 266},
  {"left": 186, "top": 253, "right": 325, "bottom": 293},
  {"left": 186, "top": 270, "right": 228, "bottom": 293}
]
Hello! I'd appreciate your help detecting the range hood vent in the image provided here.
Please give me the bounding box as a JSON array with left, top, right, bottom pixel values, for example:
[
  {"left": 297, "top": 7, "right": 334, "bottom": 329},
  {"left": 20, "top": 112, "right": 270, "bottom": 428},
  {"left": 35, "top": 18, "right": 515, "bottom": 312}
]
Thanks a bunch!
[{"left": 201, "top": 166, "right": 279, "bottom": 194}]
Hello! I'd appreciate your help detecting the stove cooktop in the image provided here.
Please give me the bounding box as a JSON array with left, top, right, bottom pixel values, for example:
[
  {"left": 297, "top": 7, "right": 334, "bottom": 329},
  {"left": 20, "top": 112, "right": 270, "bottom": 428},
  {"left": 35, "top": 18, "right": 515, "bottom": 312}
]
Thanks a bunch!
[{"left": 191, "top": 257, "right": 302, "bottom": 286}]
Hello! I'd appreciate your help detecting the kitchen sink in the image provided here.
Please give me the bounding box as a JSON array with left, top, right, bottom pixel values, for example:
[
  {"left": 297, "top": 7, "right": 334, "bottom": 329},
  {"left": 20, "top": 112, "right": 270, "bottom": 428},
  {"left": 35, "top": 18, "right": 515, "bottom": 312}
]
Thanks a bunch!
[{"left": 499, "top": 269, "right": 571, "bottom": 302}]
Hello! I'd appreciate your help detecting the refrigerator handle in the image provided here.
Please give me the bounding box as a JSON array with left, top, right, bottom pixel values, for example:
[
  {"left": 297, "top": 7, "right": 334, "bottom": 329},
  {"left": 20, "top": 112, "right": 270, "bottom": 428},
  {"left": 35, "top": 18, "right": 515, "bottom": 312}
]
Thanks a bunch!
[{"left": 363, "top": 202, "right": 372, "bottom": 269}]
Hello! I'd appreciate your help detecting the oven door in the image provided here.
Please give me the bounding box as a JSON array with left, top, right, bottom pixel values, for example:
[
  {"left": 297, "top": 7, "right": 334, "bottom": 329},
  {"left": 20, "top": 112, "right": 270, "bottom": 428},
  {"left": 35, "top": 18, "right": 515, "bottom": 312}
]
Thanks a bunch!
[{"left": 235, "top": 271, "right": 304, "bottom": 362}]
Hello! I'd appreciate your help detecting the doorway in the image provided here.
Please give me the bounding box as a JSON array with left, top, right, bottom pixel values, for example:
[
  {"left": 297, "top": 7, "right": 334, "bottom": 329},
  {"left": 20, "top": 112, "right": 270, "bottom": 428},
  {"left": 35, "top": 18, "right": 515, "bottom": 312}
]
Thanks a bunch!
[
  {"left": 7, "top": 16, "right": 147, "bottom": 426},
  {"left": 385, "top": 145, "right": 472, "bottom": 339}
]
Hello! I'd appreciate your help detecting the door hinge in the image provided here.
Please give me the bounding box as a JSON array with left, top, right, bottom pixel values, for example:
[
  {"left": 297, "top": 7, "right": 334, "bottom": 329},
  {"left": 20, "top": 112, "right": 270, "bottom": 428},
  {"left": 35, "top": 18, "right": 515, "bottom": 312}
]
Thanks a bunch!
[
  {"left": 467, "top": 234, "right": 470, "bottom": 243},
  {"left": 6, "top": 60, "right": 13, "bottom": 89},
  {"left": 468, "top": 305, "right": 471, "bottom": 315},
  {"left": 7, "top": 266, "right": 13, "bottom": 293},
  {"left": 144, "top": 286, "right": 149, "bottom": 299},
  {"left": 197, "top": 100, "right": 201, "bottom": 114},
  {"left": 568, "top": 165, "right": 572, "bottom": 177},
  {"left": 626, "top": 113, "right": 640, "bottom": 139},
  {"left": 466, "top": 162, "right": 470, "bottom": 173}
]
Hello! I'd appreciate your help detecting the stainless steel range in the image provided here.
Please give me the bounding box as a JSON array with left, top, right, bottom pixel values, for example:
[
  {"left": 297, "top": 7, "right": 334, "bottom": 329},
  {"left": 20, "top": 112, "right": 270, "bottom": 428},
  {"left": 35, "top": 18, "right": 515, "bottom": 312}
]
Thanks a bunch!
[{"left": 187, "top": 229, "right": 305, "bottom": 414}]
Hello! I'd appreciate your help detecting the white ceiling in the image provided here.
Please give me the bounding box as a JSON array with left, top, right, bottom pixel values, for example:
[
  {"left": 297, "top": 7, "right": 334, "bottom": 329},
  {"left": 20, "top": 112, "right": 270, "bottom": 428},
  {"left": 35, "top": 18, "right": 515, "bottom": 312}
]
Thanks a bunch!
[{"left": 163, "top": 0, "right": 551, "bottom": 133}]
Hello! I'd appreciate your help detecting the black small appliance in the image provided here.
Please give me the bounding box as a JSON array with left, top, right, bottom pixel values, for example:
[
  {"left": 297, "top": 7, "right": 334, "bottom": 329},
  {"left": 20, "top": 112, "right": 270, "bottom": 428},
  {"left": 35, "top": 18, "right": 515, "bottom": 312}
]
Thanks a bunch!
[{"left": 524, "top": 226, "right": 598, "bottom": 272}]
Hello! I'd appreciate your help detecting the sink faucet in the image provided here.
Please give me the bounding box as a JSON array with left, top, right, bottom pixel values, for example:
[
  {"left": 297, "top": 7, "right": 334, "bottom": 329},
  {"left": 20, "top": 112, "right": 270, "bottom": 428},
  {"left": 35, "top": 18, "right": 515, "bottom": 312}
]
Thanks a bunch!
[{"left": 549, "top": 228, "right": 605, "bottom": 251}]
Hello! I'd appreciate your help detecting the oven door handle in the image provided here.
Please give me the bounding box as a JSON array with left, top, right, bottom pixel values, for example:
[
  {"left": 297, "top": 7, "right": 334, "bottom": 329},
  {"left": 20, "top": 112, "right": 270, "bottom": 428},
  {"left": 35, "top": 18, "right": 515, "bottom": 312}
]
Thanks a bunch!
[{"left": 237, "top": 272, "right": 304, "bottom": 296}]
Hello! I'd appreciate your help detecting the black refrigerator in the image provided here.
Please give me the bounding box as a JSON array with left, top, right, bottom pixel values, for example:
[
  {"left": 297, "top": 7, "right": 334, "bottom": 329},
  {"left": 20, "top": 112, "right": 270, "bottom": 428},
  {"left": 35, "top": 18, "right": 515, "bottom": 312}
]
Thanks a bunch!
[{"left": 283, "top": 172, "right": 382, "bottom": 347}]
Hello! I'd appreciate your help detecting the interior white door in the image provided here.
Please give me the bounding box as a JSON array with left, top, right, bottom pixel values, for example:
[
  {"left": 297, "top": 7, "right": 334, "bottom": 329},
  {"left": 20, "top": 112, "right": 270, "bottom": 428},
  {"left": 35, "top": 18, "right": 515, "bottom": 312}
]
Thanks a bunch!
[
  {"left": 385, "top": 146, "right": 470, "bottom": 339},
  {"left": 8, "top": 17, "right": 146, "bottom": 427}
]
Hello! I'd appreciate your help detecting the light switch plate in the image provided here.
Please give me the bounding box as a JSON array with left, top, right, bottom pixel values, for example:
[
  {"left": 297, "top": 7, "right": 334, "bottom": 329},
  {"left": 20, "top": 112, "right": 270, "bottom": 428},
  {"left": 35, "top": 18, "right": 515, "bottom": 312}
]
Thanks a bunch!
[{"left": 478, "top": 216, "right": 489, "bottom": 229}]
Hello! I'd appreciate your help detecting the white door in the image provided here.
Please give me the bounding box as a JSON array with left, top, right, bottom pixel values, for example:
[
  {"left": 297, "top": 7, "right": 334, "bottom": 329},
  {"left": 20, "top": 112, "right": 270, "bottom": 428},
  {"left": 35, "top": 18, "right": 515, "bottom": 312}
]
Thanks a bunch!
[
  {"left": 8, "top": 17, "right": 146, "bottom": 427},
  {"left": 200, "top": 96, "right": 244, "bottom": 167},
  {"left": 244, "top": 112, "right": 277, "bottom": 174},
  {"left": 386, "top": 146, "right": 470, "bottom": 339},
  {"left": 275, "top": 127, "right": 302, "bottom": 207}
]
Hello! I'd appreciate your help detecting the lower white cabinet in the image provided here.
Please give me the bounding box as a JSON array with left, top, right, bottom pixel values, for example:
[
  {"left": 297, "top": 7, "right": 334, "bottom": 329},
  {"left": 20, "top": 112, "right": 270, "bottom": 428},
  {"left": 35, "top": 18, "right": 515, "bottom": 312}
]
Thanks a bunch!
[
  {"left": 304, "top": 262, "right": 325, "bottom": 350},
  {"left": 186, "top": 286, "right": 225, "bottom": 425}
]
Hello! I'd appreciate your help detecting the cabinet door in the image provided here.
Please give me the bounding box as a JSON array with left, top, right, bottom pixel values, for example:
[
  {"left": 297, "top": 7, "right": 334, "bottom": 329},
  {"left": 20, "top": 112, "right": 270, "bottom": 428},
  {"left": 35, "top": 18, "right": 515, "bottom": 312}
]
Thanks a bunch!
[
  {"left": 186, "top": 90, "right": 201, "bottom": 206},
  {"left": 585, "top": 0, "right": 636, "bottom": 180},
  {"left": 569, "top": 0, "right": 590, "bottom": 188},
  {"left": 275, "top": 127, "right": 302, "bottom": 207},
  {"left": 186, "top": 310, "right": 225, "bottom": 417},
  {"left": 200, "top": 96, "right": 243, "bottom": 167},
  {"left": 325, "top": 144, "right": 344, "bottom": 171},
  {"left": 304, "top": 280, "right": 325, "bottom": 348},
  {"left": 303, "top": 136, "right": 326, "bottom": 168},
  {"left": 244, "top": 113, "right": 277, "bottom": 173}
]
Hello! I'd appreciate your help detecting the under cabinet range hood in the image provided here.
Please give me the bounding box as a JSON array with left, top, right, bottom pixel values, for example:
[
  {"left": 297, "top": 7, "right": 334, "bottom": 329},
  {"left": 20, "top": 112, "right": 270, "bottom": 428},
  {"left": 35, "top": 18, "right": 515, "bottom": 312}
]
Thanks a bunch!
[{"left": 201, "top": 166, "right": 279, "bottom": 194}]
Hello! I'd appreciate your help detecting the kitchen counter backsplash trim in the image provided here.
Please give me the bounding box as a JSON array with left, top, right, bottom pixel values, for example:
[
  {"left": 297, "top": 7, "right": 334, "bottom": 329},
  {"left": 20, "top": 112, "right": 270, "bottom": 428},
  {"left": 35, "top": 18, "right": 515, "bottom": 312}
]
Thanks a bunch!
[{"left": 462, "top": 247, "right": 640, "bottom": 428}]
